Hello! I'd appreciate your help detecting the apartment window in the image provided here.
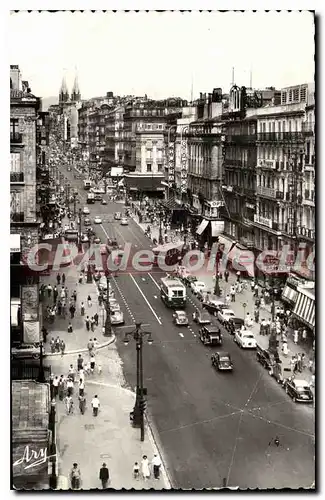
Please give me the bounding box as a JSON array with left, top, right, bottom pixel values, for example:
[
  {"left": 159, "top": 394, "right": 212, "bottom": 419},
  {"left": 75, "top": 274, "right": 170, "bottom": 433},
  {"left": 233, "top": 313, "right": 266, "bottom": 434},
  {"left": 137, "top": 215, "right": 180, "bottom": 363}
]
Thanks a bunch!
[
  {"left": 147, "top": 124, "right": 151, "bottom": 130},
  {"left": 10, "top": 153, "right": 20, "bottom": 172},
  {"left": 293, "top": 88, "right": 299, "bottom": 102},
  {"left": 10, "top": 119, "right": 19, "bottom": 135},
  {"left": 157, "top": 163, "right": 163, "bottom": 172},
  {"left": 300, "top": 87, "right": 307, "bottom": 102},
  {"left": 146, "top": 164, "right": 152, "bottom": 172}
]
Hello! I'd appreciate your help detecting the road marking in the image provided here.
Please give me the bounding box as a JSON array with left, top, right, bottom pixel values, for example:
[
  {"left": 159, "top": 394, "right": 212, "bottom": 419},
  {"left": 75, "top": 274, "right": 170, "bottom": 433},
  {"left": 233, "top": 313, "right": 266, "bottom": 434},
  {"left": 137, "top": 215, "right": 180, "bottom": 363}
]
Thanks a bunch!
[
  {"left": 148, "top": 273, "right": 161, "bottom": 290},
  {"left": 128, "top": 273, "right": 162, "bottom": 325},
  {"left": 178, "top": 333, "right": 184, "bottom": 337},
  {"left": 100, "top": 223, "right": 110, "bottom": 240},
  {"left": 116, "top": 324, "right": 150, "bottom": 329}
]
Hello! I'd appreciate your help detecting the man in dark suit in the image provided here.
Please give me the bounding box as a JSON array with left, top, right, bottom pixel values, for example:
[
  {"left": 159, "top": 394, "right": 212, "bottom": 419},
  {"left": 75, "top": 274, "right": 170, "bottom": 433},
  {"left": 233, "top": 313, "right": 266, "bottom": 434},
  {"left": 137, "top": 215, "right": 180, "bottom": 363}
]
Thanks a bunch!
[{"left": 99, "top": 463, "right": 109, "bottom": 489}]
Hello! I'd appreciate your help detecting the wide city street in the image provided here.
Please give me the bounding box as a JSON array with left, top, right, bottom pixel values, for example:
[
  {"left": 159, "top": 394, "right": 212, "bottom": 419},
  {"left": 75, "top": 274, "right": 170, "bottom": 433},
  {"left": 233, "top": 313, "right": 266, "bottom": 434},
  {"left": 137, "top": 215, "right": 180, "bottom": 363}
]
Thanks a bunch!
[{"left": 58, "top": 166, "right": 315, "bottom": 490}]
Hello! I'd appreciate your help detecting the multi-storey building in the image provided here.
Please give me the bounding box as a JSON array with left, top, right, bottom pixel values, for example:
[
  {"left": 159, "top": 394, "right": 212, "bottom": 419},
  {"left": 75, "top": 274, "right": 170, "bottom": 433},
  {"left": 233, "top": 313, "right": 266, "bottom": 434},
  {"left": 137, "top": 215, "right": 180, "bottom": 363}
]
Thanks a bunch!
[
  {"left": 10, "top": 65, "right": 41, "bottom": 348},
  {"left": 105, "top": 103, "right": 125, "bottom": 174},
  {"left": 253, "top": 83, "right": 314, "bottom": 278},
  {"left": 123, "top": 98, "right": 186, "bottom": 199}
]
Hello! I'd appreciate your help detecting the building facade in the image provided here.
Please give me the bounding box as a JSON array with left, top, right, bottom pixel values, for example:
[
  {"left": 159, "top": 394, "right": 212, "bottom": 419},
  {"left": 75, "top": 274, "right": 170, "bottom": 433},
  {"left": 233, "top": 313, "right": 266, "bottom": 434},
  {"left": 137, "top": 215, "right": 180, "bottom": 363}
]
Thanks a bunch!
[{"left": 10, "top": 65, "right": 41, "bottom": 347}]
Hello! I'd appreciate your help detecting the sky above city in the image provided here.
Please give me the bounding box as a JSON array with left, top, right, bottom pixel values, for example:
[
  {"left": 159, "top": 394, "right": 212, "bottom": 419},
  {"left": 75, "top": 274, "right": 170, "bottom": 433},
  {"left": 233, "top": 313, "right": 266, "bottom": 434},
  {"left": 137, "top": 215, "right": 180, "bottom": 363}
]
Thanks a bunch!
[{"left": 8, "top": 10, "right": 315, "bottom": 101}]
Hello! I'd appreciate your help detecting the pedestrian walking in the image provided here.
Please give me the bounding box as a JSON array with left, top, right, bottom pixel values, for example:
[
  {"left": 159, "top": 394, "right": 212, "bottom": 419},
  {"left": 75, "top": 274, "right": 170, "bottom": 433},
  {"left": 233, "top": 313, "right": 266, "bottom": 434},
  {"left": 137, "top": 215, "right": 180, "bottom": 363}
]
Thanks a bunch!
[
  {"left": 90, "top": 316, "right": 95, "bottom": 332},
  {"left": 80, "top": 301, "right": 85, "bottom": 316},
  {"left": 94, "top": 312, "right": 99, "bottom": 326},
  {"left": 87, "top": 338, "right": 94, "bottom": 354},
  {"left": 62, "top": 273, "right": 66, "bottom": 285},
  {"left": 77, "top": 354, "right": 84, "bottom": 371},
  {"left": 72, "top": 290, "right": 77, "bottom": 302},
  {"left": 93, "top": 338, "right": 99, "bottom": 351},
  {"left": 133, "top": 462, "right": 140, "bottom": 480},
  {"left": 224, "top": 270, "right": 229, "bottom": 282},
  {"left": 52, "top": 376, "right": 59, "bottom": 398},
  {"left": 55, "top": 336, "right": 60, "bottom": 352},
  {"left": 225, "top": 294, "right": 230, "bottom": 306},
  {"left": 260, "top": 297, "right": 265, "bottom": 308},
  {"left": 79, "top": 273, "right": 83, "bottom": 285},
  {"left": 152, "top": 454, "right": 162, "bottom": 480},
  {"left": 53, "top": 286, "right": 58, "bottom": 304},
  {"left": 293, "top": 329, "right": 299, "bottom": 344},
  {"left": 85, "top": 316, "right": 90, "bottom": 332},
  {"left": 90, "top": 353, "right": 96, "bottom": 374},
  {"left": 47, "top": 284, "right": 52, "bottom": 298},
  {"left": 236, "top": 270, "right": 241, "bottom": 282},
  {"left": 98, "top": 293, "right": 103, "bottom": 307},
  {"left": 56, "top": 273, "right": 61, "bottom": 285},
  {"left": 99, "top": 463, "right": 109, "bottom": 489},
  {"left": 57, "top": 299, "right": 62, "bottom": 316},
  {"left": 65, "top": 395, "right": 74, "bottom": 415},
  {"left": 87, "top": 295, "right": 92, "bottom": 308},
  {"left": 141, "top": 455, "right": 150, "bottom": 480},
  {"left": 67, "top": 378, "right": 74, "bottom": 397},
  {"left": 254, "top": 283, "right": 259, "bottom": 297},
  {"left": 254, "top": 309, "right": 259, "bottom": 323},
  {"left": 79, "top": 378, "right": 85, "bottom": 397},
  {"left": 302, "top": 328, "right": 307, "bottom": 342},
  {"left": 60, "top": 287, "right": 65, "bottom": 300},
  {"left": 58, "top": 376, "right": 65, "bottom": 401},
  {"left": 68, "top": 322, "right": 73, "bottom": 333},
  {"left": 297, "top": 353, "right": 303, "bottom": 372},
  {"left": 60, "top": 340, "right": 66, "bottom": 357},
  {"left": 50, "top": 337, "right": 55, "bottom": 353},
  {"left": 70, "top": 463, "right": 81, "bottom": 490},
  {"left": 69, "top": 303, "right": 76, "bottom": 319},
  {"left": 79, "top": 395, "right": 86, "bottom": 415},
  {"left": 230, "top": 286, "right": 236, "bottom": 303},
  {"left": 91, "top": 395, "right": 100, "bottom": 416},
  {"left": 68, "top": 364, "right": 75, "bottom": 382}
]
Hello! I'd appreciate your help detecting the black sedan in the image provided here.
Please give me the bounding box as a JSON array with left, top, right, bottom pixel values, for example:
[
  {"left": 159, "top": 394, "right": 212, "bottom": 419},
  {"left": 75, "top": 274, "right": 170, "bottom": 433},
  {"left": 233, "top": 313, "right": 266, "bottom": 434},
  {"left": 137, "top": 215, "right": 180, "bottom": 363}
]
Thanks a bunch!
[
  {"left": 284, "top": 378, "right": 314, "bottom": 403},
  {"left": 183, "top": 275, "right": 197, "bottom": 286},
  {"left": 211, "top": 352, "right": 233, "bottom": 371},
  {"left": 227, "top": 317, "right": 245, "bottom": 334}
]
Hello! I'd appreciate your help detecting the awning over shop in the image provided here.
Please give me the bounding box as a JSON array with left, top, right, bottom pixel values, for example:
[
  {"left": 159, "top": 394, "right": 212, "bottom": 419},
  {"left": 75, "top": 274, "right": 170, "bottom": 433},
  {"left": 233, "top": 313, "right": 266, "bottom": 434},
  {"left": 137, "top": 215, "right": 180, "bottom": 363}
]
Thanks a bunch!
[
  {"left": 293, "top": 287, "right": 315, "bottom": 329},
  {"left": 10, "top": 234, "right": 21, "bottom": 253},
  {"left": 196, "top": 219, "right": 209, "bottom": 236},
  {"left": 282, "top": 285, "right": 298, "bottom": 305},
  {"left": 125, "top": 175, "right": 165, "bottom": 191},
  {"left": 227, "top": 241, "right": 255, "bottom": 277},
  {"left": 216, "top": 235, "right": 237, "bottom": 255},
  {"left": 160, "top": 198, "right": 182, "bottom": 211}
]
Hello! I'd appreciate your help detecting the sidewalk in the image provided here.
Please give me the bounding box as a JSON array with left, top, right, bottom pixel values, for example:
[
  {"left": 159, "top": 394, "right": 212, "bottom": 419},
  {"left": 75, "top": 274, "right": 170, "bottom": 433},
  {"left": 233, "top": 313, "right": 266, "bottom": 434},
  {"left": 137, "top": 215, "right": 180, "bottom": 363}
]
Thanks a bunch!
[
  {"left": 130, "top": 212, "right": 185, "bottom": 247},
  {"left": 194, "top": 269, "right": 314, "bottom": 383},
  {"left": 40, "top": 218, "right": 109, "bottom": 356}
]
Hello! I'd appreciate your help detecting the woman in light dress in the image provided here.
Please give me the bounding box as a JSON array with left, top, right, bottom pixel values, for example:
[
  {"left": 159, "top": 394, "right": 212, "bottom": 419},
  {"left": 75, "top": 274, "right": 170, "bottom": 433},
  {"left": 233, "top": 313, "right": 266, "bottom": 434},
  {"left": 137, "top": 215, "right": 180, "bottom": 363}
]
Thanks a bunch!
[{"left": 141, "top": 455, "right": 150, "bottom": 480}]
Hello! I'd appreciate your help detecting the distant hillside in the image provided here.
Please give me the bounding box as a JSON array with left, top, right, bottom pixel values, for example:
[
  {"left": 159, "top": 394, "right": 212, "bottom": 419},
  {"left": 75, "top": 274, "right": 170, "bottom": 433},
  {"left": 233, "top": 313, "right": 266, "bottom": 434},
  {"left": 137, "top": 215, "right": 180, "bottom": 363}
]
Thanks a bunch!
[{"left": 41, "top": 96, "right": 58, "bottom": 111}]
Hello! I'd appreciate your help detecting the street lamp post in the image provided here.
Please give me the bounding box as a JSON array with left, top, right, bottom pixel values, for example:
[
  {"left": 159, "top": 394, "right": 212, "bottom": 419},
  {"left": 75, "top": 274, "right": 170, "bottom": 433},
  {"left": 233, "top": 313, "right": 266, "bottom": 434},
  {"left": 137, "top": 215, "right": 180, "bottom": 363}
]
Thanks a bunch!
[
  {"left": 78, "top": 208, "right": 82, "bottom": 252},
  {"left": 103, "top": 270, "right": 112, "bottom": 337},
  {"left": 73, "top": 192, "right": 78, "bottom": 219},
  {"left": 49, "top": 399, "right": 57, "bottom": 489},
  {"left": 214, "top": 237, "right": 221, "bottom": 297},
  {"left": 123, "top": 323, "right": 153, "bottom": 442},
  {"left": 38, "top": 342, "right": 45, "bottom": 383},
  {"left": 158, "top": 211, "right": 164, "bottom": 245}
]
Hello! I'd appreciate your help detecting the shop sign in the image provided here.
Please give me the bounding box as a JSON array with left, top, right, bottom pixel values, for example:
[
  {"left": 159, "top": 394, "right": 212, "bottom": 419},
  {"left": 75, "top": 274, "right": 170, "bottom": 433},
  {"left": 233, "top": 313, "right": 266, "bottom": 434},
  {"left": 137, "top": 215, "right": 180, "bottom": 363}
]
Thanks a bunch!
[
  {"left": 180, "top": 139, "right": 188, "bottom": 193},
  {"left": 168, "top": 142, "right": 175, "bottom": 187}
]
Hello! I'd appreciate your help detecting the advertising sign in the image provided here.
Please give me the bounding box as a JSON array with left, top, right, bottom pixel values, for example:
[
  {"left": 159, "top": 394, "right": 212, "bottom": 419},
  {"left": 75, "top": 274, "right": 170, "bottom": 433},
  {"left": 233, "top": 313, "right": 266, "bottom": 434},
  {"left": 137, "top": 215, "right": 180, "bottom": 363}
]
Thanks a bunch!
[
  {"left": 180, "top": 139, "right": 188, "bottom": 193},
  {"left": 168, "top": 142, "right": 175, "bottom": 187}
]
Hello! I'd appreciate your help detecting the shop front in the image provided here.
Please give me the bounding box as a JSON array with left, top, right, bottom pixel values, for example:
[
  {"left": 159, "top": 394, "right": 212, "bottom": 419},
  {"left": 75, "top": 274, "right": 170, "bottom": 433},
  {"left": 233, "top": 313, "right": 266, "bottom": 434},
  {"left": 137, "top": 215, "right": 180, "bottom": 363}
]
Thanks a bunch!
[{"left": 292, "top": 286, "right": 315, "bottom": 337}]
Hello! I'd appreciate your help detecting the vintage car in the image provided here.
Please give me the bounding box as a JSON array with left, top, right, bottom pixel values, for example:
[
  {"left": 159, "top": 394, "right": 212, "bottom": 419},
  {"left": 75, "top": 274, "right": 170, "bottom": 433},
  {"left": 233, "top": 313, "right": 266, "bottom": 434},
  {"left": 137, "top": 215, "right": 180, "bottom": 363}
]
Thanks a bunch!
[
  {"left": 284, "top": 378, "right": 313, "bottom": 403},
  {"left": 173, "top": 310, "right": 189, "bottom": 326},
  {"left": 110, "top": 310, "right": 125, "bottom": 325},
  {"left": 114, "top": 212, "right": 122, "bottom": 220},
  {"left": 211, "top": 352, "right": 233, "bottom": 371},
  {"left": 94, "top": 216, "right": 102, "bottom": 224},
  {"left": 11, "top": 344, "right": 41, "bottom": 360},
  {"left": 234, "top": 330, "right": 257, "bottom": 349},
  {"left": 121, "top": 217, "right": 128, "bottom": 226},
  {"left": 81, "top": 234, "right": 89, "bottom": 243},
  {"left": 227, "top": 317, "right": 245, "bottom": 334},
  {"left": 203, "top": 298, "right": 228, "bottom": 316},
  {"left": 256, "top": 345, "right": 277, "bottom": 369},
  {"left": 183, "top": 275, "right": 197, "bottom": 286},
  {"left": 83, "top": 206, "right": 90, "bottom": 215},
  {"left": 199, "top": 325, "right": 222, "bottom": 346},
  {"left": 101, "top": 199, "right": 107, "bottom": 205},
  {"left": 93, "top": 236, "right": 101, "bottom": 244},
  {"left": 192, "top": 310, "right": 212, "bottom": 325},
  {"left": 84, "top": 217, "right": 91, "bottom": 226},
  {"left": 217, "top": 308, "right": 236, "bottom": 324},
  {"left": 190, "top": 281, "right": 206, "bottom": 295}
]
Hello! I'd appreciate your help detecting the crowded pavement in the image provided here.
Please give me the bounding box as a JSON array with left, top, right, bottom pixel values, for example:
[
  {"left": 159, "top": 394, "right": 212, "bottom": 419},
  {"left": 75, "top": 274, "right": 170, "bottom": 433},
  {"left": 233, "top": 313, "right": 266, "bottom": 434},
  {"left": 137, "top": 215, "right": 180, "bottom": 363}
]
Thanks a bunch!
[{"left": 40, "top": 159, "right": 316, "bottom": 490}]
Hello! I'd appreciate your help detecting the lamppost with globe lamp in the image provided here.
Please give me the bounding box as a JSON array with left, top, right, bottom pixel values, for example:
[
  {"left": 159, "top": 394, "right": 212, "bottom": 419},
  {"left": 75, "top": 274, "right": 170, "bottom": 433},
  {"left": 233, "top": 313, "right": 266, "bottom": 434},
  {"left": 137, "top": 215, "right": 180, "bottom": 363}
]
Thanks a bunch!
[{"left": 123, "top": 323, "right": 153, "bottom": 442}]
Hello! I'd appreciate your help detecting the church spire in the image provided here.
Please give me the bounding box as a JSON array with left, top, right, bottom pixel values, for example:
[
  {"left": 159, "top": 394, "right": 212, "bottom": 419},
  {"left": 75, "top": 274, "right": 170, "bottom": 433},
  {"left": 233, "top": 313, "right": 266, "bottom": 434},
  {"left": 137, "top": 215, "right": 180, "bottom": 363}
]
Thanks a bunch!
[
  {"left": 71, "top": 69, "right": 81, "bottom": 102},
  {"left": 59, "top": 74, "right": 69, "bottom": 103}
]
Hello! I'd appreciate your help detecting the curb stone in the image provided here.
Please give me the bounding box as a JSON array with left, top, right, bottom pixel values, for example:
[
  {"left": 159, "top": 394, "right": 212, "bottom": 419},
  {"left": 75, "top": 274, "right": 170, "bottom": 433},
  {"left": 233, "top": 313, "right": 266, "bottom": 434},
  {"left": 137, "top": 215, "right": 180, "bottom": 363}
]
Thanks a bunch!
[{"left": 44, "top": 334, "right": 116, "bottom": 357}]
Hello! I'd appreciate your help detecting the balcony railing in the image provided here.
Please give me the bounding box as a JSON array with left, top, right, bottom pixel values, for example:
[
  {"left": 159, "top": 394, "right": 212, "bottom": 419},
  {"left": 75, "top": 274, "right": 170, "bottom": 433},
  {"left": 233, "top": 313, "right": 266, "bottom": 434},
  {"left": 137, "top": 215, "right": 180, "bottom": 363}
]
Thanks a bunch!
[
  {"left": 10, "top": 132, "right": 23, "bottom": 144},
  {"left": 304, "top": 154, "right": 315, "bottom": 167},
  {"left": 10, "top": 172, "right": 24, "bottom": 183},
  {"left": 257, "top": 132, "right": 304, "bottom": 142},
  {"left": 296, "top": 226, "right": 315, "bottom": 240},
  {"left": 256, "top": 186, "right": 276, "bottom": 199},
  {"left": 302, "top": 121, "right": 314, "bottom": 134},
  {"left": 225, "top": 134, "right": 257, "bottom": 144},
  {"left": 11, "top": 212, "right": 25, "bottom": 223},
  {"left": 253, "top": 214, "right": 273, "bottom": 228}
]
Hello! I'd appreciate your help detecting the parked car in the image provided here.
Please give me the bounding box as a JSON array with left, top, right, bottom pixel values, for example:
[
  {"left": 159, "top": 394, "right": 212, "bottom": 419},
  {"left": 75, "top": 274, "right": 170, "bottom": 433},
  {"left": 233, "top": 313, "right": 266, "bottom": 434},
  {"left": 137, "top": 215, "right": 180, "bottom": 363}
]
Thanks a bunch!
[
  {"left": 83, "top": 207, "right": 90, "bottom": 215},
  {"left": 110, "top": 310, "right": 125, "bottom": 325},
  {"left": 94, "top": 216, "right": 102, "bottom": 224},
  {"left": 191, "top": 281, "right": 206, "bottom": 295},
  {"left": 193, "top": 310, "right": 211, "bottom": 325},
  {"left": 217, "top": 308, "right": 236, "bottom": 324},
  {"left": 234, "top": 330, "right": 257, "bottom": 349},
  {"left": 256, "top": 345, "right": 276, "bottom": 369},
  {"left": 109, "top": 300, "right": 121, "bottom": 314},
  {"left": 203, "top": 298, "right": 228, "bottom": 316},
  {"left": 114, "top": 212, "right": 122, "bottom": 220},
  {"left": 197, "top": 287, "right": 212, "bottom": 302},
  {"left": 227, "top": 317, "right": 245, "bottom": 334},
  {"left": 284, "top": 378, "right": 313, "bottom": 403},
  {"left": 101, "top": 199, "right": 107, "bottom": 205},
  {"left": 121, "top": 217, "right": 128, "bottom": 226},
  {"left": 81, "top": 234, "right": 89, "bottom": 243},
  {"left": 93, "top": 236, "right": 101, "bottom": 244},
  {"left": 11, "top": 345, "right": 40, "bottom": 360},
  {"left": 183, "top": 275, "right": 197, "bottom": 286},
  {"left": 211, "top": 352, "right": 233, "bottom": 371},
  {"left": 84, "top": 218, "right": 91, "bottom": 226},
  {"left": 199, "top": 325, "right": 222, "bottom": 346},
  {"left": 173, "top": 310, "right": 189, "bottom": 326}
]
